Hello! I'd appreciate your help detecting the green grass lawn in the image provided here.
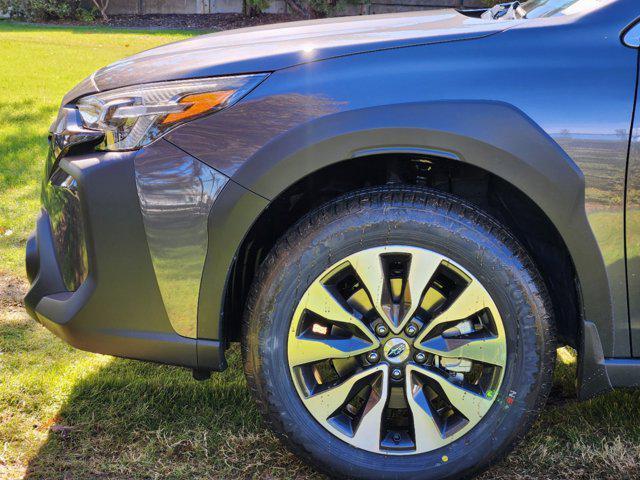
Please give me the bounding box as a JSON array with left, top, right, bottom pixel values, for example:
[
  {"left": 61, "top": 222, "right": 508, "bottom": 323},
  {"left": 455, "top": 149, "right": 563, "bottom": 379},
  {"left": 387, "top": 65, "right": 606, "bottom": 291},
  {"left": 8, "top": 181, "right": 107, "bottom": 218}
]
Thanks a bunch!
[
  {"left": 0, "top": 22, "right": 196, "bottom": 275},
  {"left": 2, "top": 20, "right": 640, "bottom": 480}
]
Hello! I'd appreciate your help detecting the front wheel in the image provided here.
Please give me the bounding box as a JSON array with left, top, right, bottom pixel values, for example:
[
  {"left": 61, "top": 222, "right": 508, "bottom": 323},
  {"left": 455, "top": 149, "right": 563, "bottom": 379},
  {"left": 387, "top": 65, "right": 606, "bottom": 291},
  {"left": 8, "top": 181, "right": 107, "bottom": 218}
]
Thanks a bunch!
[{"left": 243, "top": 187, "right": 555, "bottom": 480}]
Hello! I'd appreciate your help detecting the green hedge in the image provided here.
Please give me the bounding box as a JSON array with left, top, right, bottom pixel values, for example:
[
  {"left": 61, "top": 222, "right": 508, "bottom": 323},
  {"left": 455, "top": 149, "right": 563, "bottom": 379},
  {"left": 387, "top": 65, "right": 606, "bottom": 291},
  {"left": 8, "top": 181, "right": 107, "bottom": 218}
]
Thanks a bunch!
[{"left": 0, "top": 0, "right": 95, "bottom": 21}]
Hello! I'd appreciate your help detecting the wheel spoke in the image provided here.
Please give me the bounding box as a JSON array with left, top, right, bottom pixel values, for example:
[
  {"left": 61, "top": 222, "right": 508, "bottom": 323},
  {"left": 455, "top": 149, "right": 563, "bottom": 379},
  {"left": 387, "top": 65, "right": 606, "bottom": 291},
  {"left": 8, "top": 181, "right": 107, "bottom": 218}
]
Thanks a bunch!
[
  {"left": 348, "top": 249, "right": 391, "bottom": 329},
  {"left": 289, "top": 335, "right": 375, "bottom": 367},
  {"left": 289, "top": 282, "right": 380, "bottom": 366},
  {"left": 411, "top": 365, "right": 494, "bottom": 424},
  {"left": 420, "top": 334, "right": 506, "bottom": 367},
  {"left": 416, "top": 280, "right": 496, "bottom": 343},
  {"left": 303, "top": 364, "right": 388, "bottom": 423},
  {"left": 405, "top": 365, "right": 448, "bottom": 451},
  {"left": 350, "top": 368, "right": 389, "bottom": 451},
  {"left": 397, "top": 250, "right": 442, "bottom": 332}
]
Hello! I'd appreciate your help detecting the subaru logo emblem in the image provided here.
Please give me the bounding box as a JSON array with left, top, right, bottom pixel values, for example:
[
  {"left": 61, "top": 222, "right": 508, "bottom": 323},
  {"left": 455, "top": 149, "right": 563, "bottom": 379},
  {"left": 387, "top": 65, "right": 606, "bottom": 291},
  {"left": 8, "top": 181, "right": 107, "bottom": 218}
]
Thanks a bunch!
[
  {"left": 383, "top": 338, "right": 410, "bottom": 364},
  {"left": 388, "top": 343, "right": 406, "bottom": 358}
]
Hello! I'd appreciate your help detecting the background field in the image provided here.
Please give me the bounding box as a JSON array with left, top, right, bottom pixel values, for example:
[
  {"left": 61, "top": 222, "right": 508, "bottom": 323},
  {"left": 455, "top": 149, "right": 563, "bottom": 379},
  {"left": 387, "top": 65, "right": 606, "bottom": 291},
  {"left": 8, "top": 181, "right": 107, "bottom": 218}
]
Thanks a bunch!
[{"left": 1, "top": 21, "right": 640, "bottom": 480}]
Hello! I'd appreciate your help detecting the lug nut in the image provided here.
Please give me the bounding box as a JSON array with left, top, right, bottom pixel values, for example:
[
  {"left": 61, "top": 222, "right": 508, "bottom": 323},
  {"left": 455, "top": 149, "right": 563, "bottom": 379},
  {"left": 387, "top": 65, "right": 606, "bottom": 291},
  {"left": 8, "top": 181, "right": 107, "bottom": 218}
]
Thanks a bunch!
[
  {"left": 391, "top": 368, "right": 403, "bottom": 380},
  {"left": 366, "top": 351, "right": 380, "bottom": 364},
  {"left": 375, "top": 324, "right": 389, "bottom": 337},
  {"left": 414, "top": 352, "right": 427, "bottom": 364},
  {"left": 405, "top": 323, "right": 418, "bottom": 337}
]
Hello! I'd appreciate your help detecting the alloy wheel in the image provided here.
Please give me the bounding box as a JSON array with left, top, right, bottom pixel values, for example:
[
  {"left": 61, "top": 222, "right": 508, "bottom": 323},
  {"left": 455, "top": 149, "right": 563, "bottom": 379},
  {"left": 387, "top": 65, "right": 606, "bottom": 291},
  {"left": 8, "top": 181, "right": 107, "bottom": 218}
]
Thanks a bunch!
[{"left": 287, "top": 245, "right": 507, "bottom": 455}]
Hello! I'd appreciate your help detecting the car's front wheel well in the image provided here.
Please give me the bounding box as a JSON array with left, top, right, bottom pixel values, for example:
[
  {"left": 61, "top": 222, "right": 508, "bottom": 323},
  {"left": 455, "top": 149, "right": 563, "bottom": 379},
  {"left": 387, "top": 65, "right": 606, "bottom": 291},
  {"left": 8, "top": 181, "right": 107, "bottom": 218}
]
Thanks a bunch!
[{"left": 224, "top": 154, "right": 580, "bottom": 349}]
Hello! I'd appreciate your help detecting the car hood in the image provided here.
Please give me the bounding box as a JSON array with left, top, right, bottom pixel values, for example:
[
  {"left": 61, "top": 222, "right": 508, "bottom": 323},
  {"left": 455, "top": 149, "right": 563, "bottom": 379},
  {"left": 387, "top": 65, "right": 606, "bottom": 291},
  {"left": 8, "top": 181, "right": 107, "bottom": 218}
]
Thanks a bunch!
[{"left": 64, "top": 9, "right": 518, "bottom": 104}]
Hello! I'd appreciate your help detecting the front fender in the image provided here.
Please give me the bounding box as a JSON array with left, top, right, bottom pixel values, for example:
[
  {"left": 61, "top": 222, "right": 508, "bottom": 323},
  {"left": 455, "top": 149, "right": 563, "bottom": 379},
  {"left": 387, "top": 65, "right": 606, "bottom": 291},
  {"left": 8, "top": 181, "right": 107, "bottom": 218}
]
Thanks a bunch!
[
  {"left": 235, "top": 100, "right": 609, "bottom": 342},
  {"left": 194, "top": 100, "right": 612, "bottom": 382}
]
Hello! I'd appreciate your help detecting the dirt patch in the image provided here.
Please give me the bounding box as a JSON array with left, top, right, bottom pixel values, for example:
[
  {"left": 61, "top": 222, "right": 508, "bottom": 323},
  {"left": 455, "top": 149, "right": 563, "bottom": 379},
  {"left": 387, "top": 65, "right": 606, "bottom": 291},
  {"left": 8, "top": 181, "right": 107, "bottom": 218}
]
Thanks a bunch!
[
  {"left": 0, "top": 272, "right": 27, "bottom": 309},
  {"left": 41, "top": 13, "right": 305, "bottom": 31}
]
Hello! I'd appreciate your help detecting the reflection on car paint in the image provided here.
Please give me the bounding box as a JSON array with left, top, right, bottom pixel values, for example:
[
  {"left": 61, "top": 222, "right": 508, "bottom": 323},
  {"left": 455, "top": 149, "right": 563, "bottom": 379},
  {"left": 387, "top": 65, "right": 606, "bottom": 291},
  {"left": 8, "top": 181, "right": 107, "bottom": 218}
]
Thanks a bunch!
[{"left": 134, "top": 141, "right": 228, "bottom": 338}]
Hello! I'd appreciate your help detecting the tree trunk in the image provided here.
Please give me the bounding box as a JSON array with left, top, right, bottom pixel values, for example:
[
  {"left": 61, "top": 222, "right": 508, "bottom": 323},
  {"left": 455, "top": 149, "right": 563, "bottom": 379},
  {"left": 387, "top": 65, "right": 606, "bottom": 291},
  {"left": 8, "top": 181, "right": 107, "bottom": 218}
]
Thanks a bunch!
[
  {"left": 284, "top": 0, "right": 310, "bottom": 17},
  {"left": 92, "top": 0, "right": 110, "bottom": 21}
]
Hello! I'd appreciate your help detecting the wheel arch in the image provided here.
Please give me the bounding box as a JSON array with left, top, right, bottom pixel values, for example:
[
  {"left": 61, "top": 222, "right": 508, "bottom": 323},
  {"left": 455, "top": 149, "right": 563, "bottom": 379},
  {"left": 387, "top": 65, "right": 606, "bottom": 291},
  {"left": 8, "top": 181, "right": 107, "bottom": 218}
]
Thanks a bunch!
[{"left": 199, "top": 100, "right": 613, "bottom": 390}]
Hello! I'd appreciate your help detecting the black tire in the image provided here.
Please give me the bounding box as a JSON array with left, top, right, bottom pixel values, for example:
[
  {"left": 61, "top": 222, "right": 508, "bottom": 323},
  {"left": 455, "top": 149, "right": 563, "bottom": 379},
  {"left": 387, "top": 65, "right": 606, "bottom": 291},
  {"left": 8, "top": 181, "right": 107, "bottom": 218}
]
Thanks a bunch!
[{"left": 242, "top": 186, "right": 555, "bottom": 480}]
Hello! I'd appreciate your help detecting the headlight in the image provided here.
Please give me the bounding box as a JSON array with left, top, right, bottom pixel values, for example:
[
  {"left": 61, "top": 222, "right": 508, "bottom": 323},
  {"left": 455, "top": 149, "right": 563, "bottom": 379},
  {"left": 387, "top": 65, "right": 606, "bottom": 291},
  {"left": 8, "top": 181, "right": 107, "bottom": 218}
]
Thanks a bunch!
[{"left": 75, "top": 74, "right": 267, "bottom": 151}]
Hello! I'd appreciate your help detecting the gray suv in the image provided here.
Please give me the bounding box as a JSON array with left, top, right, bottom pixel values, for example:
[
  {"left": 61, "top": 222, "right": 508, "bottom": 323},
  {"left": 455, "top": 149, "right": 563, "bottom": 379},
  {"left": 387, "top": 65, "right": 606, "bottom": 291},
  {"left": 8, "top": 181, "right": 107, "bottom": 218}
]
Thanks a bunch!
[{"left": 24, "top": 1, "right": 640, "bottom": 478}]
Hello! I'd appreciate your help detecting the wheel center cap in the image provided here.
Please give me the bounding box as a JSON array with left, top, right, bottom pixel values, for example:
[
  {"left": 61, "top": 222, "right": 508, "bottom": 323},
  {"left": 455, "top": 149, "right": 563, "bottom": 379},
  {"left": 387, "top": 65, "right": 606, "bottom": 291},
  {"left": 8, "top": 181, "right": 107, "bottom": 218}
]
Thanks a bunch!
[{"left": 383, "top": 337, "right": 410, "bottom": 364}]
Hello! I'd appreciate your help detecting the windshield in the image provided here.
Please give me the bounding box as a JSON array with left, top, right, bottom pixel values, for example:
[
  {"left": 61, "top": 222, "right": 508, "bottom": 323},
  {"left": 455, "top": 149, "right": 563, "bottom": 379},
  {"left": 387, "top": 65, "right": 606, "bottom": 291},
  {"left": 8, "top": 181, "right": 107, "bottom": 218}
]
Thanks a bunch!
[{"left": 522, "top": 0, "right": 613, "bottom": 18}]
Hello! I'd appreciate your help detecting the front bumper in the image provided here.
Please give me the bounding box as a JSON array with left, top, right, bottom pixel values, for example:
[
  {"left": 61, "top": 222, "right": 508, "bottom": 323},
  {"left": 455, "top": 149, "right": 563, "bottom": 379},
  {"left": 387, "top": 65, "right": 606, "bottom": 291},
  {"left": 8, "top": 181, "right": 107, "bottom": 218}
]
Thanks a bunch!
[{"left": 25, "top": 141, "right": 226, "bottom": 371}]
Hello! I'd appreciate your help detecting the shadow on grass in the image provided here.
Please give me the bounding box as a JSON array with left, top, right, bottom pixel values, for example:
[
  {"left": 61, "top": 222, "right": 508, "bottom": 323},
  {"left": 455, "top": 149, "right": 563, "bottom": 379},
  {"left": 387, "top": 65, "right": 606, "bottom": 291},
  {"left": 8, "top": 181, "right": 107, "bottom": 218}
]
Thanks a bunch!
[{"left": 22, "top": 348, "right": 317, "bottom": 479}]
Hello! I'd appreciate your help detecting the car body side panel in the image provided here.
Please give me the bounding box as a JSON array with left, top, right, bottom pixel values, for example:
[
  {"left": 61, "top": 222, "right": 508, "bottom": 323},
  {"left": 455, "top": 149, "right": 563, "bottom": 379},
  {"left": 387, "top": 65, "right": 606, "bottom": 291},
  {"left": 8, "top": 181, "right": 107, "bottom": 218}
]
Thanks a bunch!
[
  {"left": 134, "top": 141, "right": 229, "bottom": 339},
  {"left": 626, "top": 59, "right": 640, "bottom": 355},
  {"left": 169, "top": 9, "right": 638, "bottom": 357}
]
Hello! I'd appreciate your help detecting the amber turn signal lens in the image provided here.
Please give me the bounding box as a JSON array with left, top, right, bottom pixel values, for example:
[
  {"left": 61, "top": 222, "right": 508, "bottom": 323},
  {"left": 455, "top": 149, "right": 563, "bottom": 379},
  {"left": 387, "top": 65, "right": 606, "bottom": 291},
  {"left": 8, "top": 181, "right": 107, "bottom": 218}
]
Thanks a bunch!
[{"left": 162, "top": 90, "right": 235, "bottom": 124}]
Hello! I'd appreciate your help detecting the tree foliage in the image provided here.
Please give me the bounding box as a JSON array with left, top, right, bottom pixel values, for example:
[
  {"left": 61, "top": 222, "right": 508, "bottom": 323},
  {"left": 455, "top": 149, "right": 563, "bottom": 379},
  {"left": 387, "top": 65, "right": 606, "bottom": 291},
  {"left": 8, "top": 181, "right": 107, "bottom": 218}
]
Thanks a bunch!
[
  {"left": 244, "top": 0, "right": 270, "bottom": 17},
  {"left": 283, "top": 0, "right": 362, "bottom": 17},
  {"left": 0, "top": 0, "right": 96, "bottom": 21}
]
